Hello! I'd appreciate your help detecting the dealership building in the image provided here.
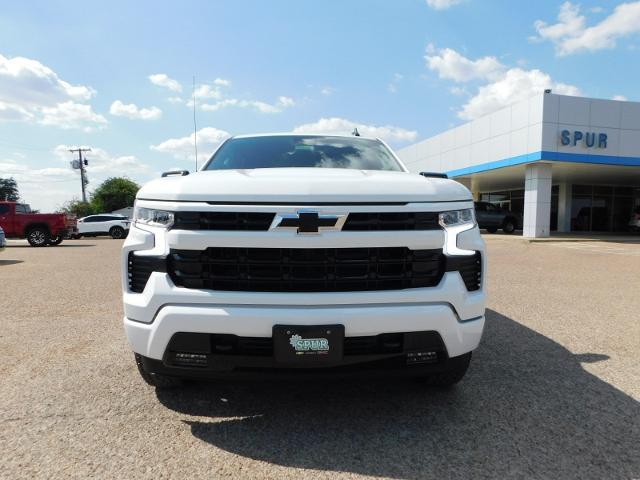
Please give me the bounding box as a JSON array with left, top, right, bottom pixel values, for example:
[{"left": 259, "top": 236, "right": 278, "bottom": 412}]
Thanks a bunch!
[{"left": 398, "top": 92, "right": 640, "bottom": 237}]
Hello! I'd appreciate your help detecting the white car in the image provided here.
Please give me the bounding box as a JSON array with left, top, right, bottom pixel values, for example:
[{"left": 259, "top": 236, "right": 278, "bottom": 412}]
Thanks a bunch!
[
  {"left": 76, "top": 214, "right": 130, "bottom": 239},
  {"left": 122, "top": 134, "right": 486, "bottom": 388}
]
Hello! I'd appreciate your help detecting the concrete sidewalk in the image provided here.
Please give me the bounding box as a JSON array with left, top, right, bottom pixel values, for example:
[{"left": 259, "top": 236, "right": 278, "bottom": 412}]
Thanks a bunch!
[{"left": 483, "top": 231, "right": 640, "bottom": 243}]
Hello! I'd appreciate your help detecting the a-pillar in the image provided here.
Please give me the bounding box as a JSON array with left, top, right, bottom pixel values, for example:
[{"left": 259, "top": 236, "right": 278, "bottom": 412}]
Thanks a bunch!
[{"left": 523, "top": 163, "right": 552, "bottom": 238}]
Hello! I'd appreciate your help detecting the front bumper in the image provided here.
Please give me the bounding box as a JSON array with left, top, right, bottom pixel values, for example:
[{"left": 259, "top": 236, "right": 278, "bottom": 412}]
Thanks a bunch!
[{"left": 125, "top": 304, "right": 484, "bottom": 361}]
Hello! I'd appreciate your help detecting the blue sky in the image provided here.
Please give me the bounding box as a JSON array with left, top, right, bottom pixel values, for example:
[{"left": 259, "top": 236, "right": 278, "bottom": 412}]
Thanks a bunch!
[{"left": 1, "top": 0, "right": 639, "bottom": 210}]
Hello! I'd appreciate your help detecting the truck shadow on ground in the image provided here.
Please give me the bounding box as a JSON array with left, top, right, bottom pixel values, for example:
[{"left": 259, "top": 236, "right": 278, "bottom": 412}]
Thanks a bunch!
[
  {"left": 6, "top": 244, "right": 95, "bottom": 249},
  {"left": 156, "top": 309, "right": 639, "bottom": 479},
  {"left": 0, "top": 259, "right": 24, "bottom": 266}
]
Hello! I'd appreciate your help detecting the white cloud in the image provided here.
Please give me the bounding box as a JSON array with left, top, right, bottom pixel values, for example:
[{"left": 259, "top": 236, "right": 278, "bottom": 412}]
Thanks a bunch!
[
  {"left": 320, "top": 86, "right": 334, "bottom": 96},
  {"left": 200, "top": 96, "right": 295, "bottom": 114},
  {"left": 388, "top": 73, "right": 404, "bottom": 93},
  {"left": 194, "top": 84, "right": 223, "bottom": 100},
  {"left": 425, "top": 44, "right": 504, "bottom": 82},
  {"left": 214, "top": 78, "right": 231, "bottom": 86},
  {"left": 150, "top": 127, "right": 231, "bottom": 161},
  {"left": 458, "top": 68, "right": 581, "bottom": 120},
  {"left": 532, "top": 1, "right": 640, "bottom": 55},
  {"left": 109, "top": 100, "right": 162, "bottom": 120},
  {"left": 149, "top": 73, "right": 182, "bottom": 92},
  {"left": 425, "top": 46, "right": 581, "bottom": 120},
  {"left": 39, "top": 101, "right": 108, "bottom": 132},
  {"left": 0, "top": 53, "right": 105, "bottom": 130},
  {"left": 167, "top": 96, "right": 183, "bottom": 104},
  {"left": 612, "top": 94, "right": 628, "bottom": 101},
  {"left": 293, "top": 117, "right": 417, "bottom": 143},
  {"left": 426, "top": 0, "right": 464, "bottom": 10}
]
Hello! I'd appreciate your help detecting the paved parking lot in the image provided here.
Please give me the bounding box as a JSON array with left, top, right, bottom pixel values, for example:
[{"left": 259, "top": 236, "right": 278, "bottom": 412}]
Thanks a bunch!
[{"left": 1, "top": 237, "right": 639, "bottom": 479}]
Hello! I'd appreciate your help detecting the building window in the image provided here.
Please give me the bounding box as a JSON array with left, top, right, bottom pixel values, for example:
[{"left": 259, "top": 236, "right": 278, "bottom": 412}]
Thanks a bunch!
[{"left": 570, "top": 185, "right": 640, "bottom": 232}]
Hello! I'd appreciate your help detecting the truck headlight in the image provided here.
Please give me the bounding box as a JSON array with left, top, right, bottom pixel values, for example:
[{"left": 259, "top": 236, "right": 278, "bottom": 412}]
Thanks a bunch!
[
  {"left": 439, "top": 208, "right": 476, "bottom": 256},
  {"left": 133, "top": 207, "right": 174, "bottom": 229},
  {"left": 438, "top": 208, "right": 475, "bottom": 228}
]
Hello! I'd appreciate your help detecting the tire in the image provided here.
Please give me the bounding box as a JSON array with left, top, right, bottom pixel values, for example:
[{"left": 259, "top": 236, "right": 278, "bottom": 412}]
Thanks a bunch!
[
  {"left": 422, "top": 353, "right": 472, "bottom": 387},
  {"left": 134, "top": 353, "right": 183, "bottom": 388},
  {"left": 110, "top": 226, "right": 126, "bottom": 239},
  {"left": 48, "top": 235, "right": 63, "bottom": 246},
  {"left": 26, "top": 227, "right": 50, "bottom": 247},
  {"left": 502, "top": 218, "right": 517, "bottom": 234},
  {"left": 485, "top": 227, "right": 498, "bottom": 234}
]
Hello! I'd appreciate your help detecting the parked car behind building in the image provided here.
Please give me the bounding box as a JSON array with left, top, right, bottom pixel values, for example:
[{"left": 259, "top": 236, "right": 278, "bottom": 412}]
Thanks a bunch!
[{"left": 474, "top": 201, "right": 521, "bottom": 234}]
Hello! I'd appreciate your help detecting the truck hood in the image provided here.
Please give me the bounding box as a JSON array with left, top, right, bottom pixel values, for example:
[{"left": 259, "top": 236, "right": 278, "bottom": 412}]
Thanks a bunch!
[{"left": 137, "top": 168, "right": 472, "bottom": 204}]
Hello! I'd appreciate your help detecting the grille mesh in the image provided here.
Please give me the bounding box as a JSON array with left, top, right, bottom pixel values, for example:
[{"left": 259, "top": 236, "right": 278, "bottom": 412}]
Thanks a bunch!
[
  {"left": 168, "top": 247, "right": 445, "bottom": 292},
  {"left": 343, "top": 212, "right": 440, "bottom": 231},
  {"left": 127, "top": 253, "right": 165, "bottom": 293},
  {"left": 173, "top": 211, "right": 275, "bottom": 231},
  {"left": 445, "top": 252, "right": 481, "bottom": 291}
]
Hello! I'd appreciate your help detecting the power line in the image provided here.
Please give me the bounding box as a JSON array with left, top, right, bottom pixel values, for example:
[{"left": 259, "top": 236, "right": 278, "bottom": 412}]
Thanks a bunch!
[{"left": 68, "top": 148, "right": 91, "bottom": 202}]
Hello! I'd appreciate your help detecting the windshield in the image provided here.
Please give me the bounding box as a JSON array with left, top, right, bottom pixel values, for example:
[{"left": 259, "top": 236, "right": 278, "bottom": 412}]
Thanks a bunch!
[{"left": 203, "top": 135, "right": 403, "bottom": 172}]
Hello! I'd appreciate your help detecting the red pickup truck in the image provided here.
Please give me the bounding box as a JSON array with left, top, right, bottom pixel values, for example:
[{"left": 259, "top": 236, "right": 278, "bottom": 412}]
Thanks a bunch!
[{"left": 0, "top": 201, "right": 78, "bottom": 246}]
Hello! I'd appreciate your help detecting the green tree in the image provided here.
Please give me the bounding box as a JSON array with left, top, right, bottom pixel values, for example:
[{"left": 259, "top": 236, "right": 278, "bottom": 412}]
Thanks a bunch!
[
  {"left": 60, "top": 199, "right": 95, "bottom": 218},
  {"left": 90, "top": 177, "right": 140, "bottom": 213},
  {"left": 0, "top": 177, "right": 20, "bottom": 201}
]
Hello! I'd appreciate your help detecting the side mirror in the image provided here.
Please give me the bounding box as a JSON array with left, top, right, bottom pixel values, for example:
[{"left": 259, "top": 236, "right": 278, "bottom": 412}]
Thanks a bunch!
[
  {"left": 419, "top": 171, "right": 448, "bottom": 179},
  {"left": 161, "top": 170, "right": 190, "bottom": 177}
]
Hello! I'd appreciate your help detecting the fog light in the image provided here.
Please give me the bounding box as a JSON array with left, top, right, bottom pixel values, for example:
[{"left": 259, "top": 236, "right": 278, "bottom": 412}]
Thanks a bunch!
[
  {"left": 173, "top": 352, "right": 208, "bottom": 367},
  {"left": 406, "top": 351, "right": 438, "bottom": 365}
]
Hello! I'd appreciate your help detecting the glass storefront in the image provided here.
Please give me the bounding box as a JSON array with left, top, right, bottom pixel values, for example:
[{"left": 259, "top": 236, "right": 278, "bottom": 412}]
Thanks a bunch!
[
  {"left": 481, "top": 186, "right": 559, "bottom": 230},
  {"left": 480, "top": 184, "right": 639, "bottom": 233},
  {"left": 571, "top": 185, "right": 640, "bottom": 232}
]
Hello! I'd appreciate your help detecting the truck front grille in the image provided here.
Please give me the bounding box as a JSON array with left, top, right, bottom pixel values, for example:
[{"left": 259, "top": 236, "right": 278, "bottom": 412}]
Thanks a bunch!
[
  {"left": 171, "top": 211, "right": 441, "bottom": 231},
  {"left": 168, "top": 247, "right": 445, "bottom": 292}
]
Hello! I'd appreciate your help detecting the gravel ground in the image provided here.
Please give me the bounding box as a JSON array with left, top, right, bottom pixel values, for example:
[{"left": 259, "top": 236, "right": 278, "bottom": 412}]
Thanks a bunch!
[{"left": 0, "top": 237, "right": 638, "bottom": 479}]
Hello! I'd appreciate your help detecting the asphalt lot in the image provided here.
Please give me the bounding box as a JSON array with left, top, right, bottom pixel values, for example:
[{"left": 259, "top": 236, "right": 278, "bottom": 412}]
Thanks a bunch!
[{"left": 1, "top": 236, "right": 639, "bottom": 479}]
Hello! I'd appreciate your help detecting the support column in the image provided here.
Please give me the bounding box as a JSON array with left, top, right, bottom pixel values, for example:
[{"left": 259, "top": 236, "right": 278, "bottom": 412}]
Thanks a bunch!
[
  {"left": 557, "top": 183, "right": 572, "bottom": 233},
  {"left": 523, "top": 163, "right": 552, "bottom": 238}
]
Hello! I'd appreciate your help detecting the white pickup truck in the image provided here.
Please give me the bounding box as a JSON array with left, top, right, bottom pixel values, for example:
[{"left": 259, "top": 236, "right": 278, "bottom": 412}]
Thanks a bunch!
[{"left": 122, "top": 134, "right": 486, "bottom": 388}]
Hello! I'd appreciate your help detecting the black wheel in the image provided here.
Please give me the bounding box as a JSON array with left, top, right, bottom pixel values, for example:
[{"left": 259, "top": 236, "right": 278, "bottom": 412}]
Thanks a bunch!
[
  {"left": 422, "top": 353, "right": 472, "bottom": 387},
  {"left": 110, "top": 226, "right": 126, "bottom": 239},
  {"left": 26, "top": 227, "right": 50, "bottom": 247},
  {"left": 134, "top": 353, "right": 182, "bottom": 388},
  {"left": 485, "top": 227, "right": 498, "bottom": 234},
  {"left": 502, "top": 218, "right": 516, "bottom": 234},
  {"left": 48, "top": 235, "right": 63, "bottom": 246}
]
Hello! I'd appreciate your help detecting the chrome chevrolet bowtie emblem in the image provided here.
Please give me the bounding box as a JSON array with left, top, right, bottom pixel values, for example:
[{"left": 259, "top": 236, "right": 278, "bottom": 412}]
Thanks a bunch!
[{"left": 271, "top": 210, "right": 347, "bottom": 234}]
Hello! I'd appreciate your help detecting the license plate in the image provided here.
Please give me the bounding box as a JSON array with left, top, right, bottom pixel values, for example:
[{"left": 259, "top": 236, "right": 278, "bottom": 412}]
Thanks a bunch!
[{"left": 273, "top": 325, "right": 344, "bottom": 365}]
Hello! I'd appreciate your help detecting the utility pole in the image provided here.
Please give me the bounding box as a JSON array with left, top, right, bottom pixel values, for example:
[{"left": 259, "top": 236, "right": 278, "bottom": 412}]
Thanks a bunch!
[{"left": 69, "top": 147, "right": 91, "bottom": 203}]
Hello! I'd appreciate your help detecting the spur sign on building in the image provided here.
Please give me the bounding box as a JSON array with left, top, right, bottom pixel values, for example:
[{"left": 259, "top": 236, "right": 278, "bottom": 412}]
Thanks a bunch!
[{"left": 560, "top": 130, "right": 608, "bottom": 149}]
